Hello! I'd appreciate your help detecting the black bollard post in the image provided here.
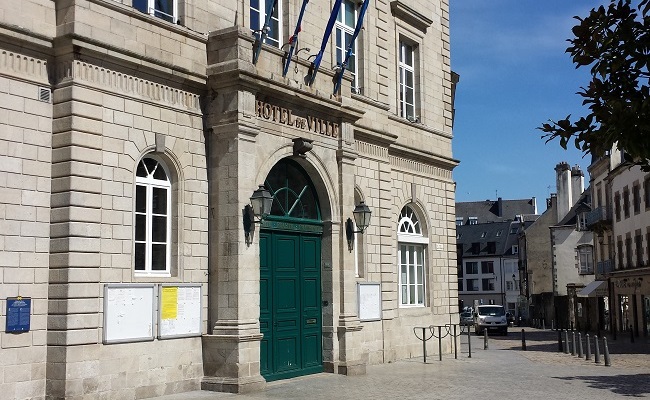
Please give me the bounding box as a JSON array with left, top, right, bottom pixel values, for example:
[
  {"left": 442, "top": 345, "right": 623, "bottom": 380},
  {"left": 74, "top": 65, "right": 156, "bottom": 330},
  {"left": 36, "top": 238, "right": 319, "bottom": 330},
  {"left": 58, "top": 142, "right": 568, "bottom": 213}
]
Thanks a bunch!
[
  {"left": 521, "top": 329, "right": 526, "bottom": 351},
  {"left": 571, "top": 331, "right": 576, "bottom": 356},
  {"left": 577, "top": 333, "right": 583, "bottom": 358},
  {"left": 594, "top": 335, "right": 601, "bottom": 364},
  {"left": 585, "top": 334, "right": 592, "bottom": 361},
  {"left": 454, "top": 325, "right": 458, "bottom": 360},
  {"left": 557, "top": 329, "right": 563, "bottom": 352},
  {"left": 484, "top": 329, "right": 488, "bottom": 350},
  {"left": 467, "top": 325, "right": 472, "bottom": 358},
  {"left": 438, "top": 326, "right": 443, "bottom": 362},
  {"left": 630, "top": 325, "right": 635, "bottom": 343},
  {"left": 564, "top": 330, "right": 570, "bottom": 354},
  {"left": 603, "top": 337, "right": 611, "bottom": 367}
]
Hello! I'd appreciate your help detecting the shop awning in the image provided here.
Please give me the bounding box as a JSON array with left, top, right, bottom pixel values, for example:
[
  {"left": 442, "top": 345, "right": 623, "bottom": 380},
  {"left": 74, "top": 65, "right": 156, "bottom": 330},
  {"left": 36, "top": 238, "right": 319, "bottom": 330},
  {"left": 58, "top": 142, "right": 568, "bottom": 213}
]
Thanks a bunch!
[{"left": 577, "top": 280, "right": 607, "bottom": 297}]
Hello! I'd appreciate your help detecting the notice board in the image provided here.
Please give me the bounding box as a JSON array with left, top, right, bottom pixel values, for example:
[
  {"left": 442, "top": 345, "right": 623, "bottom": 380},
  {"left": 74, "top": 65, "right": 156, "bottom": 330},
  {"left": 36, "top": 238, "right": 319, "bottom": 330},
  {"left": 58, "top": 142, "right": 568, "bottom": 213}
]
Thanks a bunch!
[
  {"left": 358, "top": 282, "right": 382, "bottom": 321},
  {"left": 103, "top": 284, "right": 155, "bottom": 344},
  {"left": 158, "top": 284, "right": 202, "bottom": 339}
]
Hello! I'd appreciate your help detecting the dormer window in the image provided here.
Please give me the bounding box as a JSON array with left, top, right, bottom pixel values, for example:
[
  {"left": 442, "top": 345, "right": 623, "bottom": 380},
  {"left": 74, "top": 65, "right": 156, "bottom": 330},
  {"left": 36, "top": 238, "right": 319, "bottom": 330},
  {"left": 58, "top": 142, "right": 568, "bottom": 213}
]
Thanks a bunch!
[{"left": 468, "top": 217, "right": 478, "bottom": 225}]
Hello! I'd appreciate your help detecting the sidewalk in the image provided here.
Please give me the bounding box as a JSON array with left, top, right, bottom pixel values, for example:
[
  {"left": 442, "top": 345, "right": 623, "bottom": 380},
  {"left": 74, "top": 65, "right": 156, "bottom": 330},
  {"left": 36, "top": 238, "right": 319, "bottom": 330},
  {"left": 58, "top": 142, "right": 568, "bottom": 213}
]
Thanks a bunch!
[{"left": 154, "top": 328, "right": 650, "bottom": 400}]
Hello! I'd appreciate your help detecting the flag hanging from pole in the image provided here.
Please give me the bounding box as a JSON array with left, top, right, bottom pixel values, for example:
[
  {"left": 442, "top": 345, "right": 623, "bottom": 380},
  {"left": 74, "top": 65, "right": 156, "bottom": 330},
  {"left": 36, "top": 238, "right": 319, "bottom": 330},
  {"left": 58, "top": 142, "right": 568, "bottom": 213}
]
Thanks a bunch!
[
  {"left": 283, "top": 0, "right": 310, "bottom": 77},
  {"left": 333, "top": 0, "right": 370, "bottom": 94},
  {"left": 308, "top": 0, "right": 343, "bottom": 86},
  {"left": 253, "top": 0, "right": 279, "bottom": 65}
]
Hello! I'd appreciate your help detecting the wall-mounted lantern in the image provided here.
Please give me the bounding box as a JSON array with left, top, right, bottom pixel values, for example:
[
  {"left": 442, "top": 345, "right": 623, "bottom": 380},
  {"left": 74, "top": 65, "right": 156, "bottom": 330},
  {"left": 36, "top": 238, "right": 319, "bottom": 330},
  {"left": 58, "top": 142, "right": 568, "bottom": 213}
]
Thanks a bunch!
[
  {"left": 345, "top": 201, "right": 372, "bottom": 252},
  {"left": 244, "top": 185, "right": 273, "bottom": 245}
]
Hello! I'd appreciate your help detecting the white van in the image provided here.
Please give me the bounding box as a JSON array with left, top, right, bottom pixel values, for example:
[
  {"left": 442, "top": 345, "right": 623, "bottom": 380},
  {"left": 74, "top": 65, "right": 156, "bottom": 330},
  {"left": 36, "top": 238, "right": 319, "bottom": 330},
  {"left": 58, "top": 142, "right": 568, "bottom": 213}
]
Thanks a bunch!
[{"left": 473, "top": 305, "right": 508, "bottom": 336}]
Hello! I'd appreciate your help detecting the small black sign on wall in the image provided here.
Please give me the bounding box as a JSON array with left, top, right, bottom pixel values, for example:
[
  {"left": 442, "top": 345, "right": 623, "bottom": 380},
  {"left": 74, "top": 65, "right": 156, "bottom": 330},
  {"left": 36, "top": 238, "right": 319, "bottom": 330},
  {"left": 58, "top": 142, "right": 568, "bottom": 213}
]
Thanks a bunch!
[{"left": 5, "top": 297, "right": 31, "bottom": 333}]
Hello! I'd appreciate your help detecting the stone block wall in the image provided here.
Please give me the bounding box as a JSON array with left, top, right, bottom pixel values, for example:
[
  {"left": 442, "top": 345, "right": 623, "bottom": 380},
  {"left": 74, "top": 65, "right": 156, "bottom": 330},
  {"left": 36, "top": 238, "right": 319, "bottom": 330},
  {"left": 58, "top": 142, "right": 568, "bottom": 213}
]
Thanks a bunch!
[{"left": 0, "top": 49, "right": 53, "bottom": 400}]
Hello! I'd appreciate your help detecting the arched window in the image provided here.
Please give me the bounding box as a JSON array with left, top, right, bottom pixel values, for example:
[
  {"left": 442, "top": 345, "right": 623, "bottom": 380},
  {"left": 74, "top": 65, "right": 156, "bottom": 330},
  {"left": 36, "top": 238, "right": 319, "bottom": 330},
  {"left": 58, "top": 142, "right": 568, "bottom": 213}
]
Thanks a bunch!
[
  {"left": 134, "top": 156, "right": 172, "bottom": 275},
  {"left": 397, "top": 205, "right": 427, "bottom": 306}
]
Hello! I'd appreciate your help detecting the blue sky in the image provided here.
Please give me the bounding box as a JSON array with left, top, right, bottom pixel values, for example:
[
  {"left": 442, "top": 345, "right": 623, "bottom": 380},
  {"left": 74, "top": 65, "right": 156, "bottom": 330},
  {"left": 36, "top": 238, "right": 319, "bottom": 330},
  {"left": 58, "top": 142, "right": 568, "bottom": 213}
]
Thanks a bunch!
[{"left": 450, "top": 1, "right": 610, "bottom": 211}]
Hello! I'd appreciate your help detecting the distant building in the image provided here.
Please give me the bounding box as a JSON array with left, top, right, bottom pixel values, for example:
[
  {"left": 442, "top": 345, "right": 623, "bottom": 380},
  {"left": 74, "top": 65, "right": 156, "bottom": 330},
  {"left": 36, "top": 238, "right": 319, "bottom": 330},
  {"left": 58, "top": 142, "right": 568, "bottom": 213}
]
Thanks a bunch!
[
  {"left": 456, "top": 197, "right": 537, "bottom": 226},
  {"left": 520, "top": 162, "right": 598, "bottom": 330},
  {"left": 586, "top": 150, "right": 650, "bottom": 338},
  {"left": 455, "top": 197, "right": 538, "bottom": 318}
]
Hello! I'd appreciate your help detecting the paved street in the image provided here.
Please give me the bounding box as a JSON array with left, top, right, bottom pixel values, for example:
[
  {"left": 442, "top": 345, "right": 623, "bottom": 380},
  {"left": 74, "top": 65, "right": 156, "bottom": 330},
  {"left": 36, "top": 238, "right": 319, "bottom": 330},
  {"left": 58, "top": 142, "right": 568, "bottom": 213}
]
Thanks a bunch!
[{"left": 158, "top": 328, "right": 650, "bottom": 400}]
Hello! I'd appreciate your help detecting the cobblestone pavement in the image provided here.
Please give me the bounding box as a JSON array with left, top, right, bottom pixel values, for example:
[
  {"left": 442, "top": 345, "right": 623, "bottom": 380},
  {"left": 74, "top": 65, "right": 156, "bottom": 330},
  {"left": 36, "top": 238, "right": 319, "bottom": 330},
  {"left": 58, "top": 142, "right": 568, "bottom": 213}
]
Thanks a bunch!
[{"left": 158, "top": 328, "right": 650, "bottom": 400}]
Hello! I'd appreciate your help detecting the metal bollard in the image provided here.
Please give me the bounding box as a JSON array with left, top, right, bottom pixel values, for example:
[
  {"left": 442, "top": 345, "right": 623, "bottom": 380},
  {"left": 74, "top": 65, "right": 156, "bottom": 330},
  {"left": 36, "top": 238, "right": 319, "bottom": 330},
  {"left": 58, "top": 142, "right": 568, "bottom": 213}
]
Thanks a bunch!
[
  {"left": 521, "top": 329, "right": 526, "bottom": 351},
  {"left": 467, "top": 325, "right": 472, "bottom": 358},
  {"left": 594, "top": 335, "right": 601, "bottom": 364},
  {"left": 484, "top": 329, "right": 488, "bottom": 350},
  {"left": 571, "top": 331, "right": 576, "bottom": 356},
  {"left": 585, "top": 334, "right": 592, "bottom": 361},
  {"left": 564, "top": 330, "right": 570, "bottom": 354},
  {"left": 557, "top": 329, "right": 563, "bottom": 352},
  {"left": 551, "top": 320, "right": 554, "bottom": 331},
  {"left": 438, "top": 326, "right": 443, "bottom": 362},
  {"left": 577, "top": 333, "right": 583, "bottom": 358},
  {"left": 542, "top": 320, "right": 545, "bottom": 330},
  {"left": 453, "top": 325, "right": 458, "bottom": 360},
  {"left": 630, "top": 325, "right": 635, "bottom": 343},
  {"left": 603, "top": 337, "right": 611, "bottom": 367}
]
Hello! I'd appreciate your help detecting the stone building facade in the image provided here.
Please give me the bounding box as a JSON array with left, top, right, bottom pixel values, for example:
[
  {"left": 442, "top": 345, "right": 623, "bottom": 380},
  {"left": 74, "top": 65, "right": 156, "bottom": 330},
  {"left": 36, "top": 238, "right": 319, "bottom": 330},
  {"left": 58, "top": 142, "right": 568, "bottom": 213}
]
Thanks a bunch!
[{"left": 0, "top": 1, "right": 458, "bottom": 399}]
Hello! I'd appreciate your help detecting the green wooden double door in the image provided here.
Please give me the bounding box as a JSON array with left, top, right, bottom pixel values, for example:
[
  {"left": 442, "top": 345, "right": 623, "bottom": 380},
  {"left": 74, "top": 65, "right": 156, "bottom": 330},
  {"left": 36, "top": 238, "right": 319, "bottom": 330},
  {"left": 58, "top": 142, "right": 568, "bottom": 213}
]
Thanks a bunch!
[{"left": 259, "top": 230, "right": 323, "bottom": 381}]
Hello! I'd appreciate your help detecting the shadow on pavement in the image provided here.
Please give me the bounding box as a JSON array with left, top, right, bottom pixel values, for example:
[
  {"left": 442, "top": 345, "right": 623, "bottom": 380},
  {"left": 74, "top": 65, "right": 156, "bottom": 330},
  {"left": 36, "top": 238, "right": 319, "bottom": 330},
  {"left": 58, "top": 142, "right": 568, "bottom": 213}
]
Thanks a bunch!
[{"left": 554, "top": 374, "right": 650, "bottom": 397}]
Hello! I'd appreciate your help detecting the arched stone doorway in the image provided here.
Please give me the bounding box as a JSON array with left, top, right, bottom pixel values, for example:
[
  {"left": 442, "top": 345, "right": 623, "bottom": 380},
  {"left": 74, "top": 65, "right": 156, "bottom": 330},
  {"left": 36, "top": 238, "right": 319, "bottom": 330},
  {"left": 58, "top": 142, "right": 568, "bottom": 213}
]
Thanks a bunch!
[{"left": 259, "top": 158, "right": 324, "bottom": 381}]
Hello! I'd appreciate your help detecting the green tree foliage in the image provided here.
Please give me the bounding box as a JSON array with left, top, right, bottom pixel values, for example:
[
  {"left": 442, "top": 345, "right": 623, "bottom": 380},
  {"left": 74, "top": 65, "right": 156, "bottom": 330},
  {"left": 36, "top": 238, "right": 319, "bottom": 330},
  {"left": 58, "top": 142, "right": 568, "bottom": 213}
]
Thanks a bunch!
[{"left": 540, "top": 0, "right": 650, "bottom": 170}]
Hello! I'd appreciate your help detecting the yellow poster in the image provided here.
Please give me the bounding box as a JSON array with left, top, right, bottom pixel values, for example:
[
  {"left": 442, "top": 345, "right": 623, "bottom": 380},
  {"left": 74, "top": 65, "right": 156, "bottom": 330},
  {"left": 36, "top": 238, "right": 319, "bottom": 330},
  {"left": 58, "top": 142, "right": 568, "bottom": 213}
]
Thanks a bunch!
[{"left": 161, "top": 287, "right": 178, "bottom": 320}]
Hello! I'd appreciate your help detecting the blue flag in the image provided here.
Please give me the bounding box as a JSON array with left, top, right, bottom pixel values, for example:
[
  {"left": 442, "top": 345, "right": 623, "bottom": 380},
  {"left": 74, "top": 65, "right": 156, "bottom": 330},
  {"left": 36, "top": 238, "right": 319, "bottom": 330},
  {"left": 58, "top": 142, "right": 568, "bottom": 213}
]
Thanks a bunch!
[
  {"left": 253, "top": 0, "right": 279, "bottom": 65},
  {"left": 283, "top": 0, "right": 311, "bottom": 77},
  {"left": 333, "top": 0, "right": 370, "bottom": 94},
  {"left": 308, "top": 0, "right": 343, "bottom": 86}
]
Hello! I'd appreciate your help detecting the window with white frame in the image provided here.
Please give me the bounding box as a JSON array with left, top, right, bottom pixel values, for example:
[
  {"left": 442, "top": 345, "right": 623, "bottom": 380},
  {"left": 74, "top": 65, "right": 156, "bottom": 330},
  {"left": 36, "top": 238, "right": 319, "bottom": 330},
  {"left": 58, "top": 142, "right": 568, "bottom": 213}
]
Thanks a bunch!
[
  {"left": 133, "top": 0, "right": 178, "bottom": 23},
  {"left": 398, "top": 205, "right": 427, "bottom": 306},
  {"left": 468, "top": 217, "right": 478, "bottom": 225},
  {"left": 250, "top": 0, "right": 281, "bottom": 48},
  {"left": 398, "top": 40, "right": 416, "bottom": 120},
  {"left": 506, "top": 281, "right": 515, "bottom": 291},
  {"left": 465, "top": 261, "right": 478, "bottom": 275},
  {"left": 135, "top": 156, "right": 172, "bottom": 275},
  {"left": 466, "top": 279, "right": 479, "bottom": 291},
  {"left": 482, "top": 278, "right": 495, "bottom": 291},
  {"left": 336, "top": 0, "right": 359, "bottom": 92},
  {"left": 577, "top": 245, "right": 594, "bottom": 275}
]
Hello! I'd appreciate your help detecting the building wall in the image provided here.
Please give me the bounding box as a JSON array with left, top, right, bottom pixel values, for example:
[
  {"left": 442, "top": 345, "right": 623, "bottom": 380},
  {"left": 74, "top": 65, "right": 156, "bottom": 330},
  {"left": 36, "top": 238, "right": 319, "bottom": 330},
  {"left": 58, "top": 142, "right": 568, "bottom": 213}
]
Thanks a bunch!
[
  {"left": 1, "top": 0, "right": 457, "bottom": 398},
  {"left": 0, "top": 47, "right": 53, "bottom": 400}
]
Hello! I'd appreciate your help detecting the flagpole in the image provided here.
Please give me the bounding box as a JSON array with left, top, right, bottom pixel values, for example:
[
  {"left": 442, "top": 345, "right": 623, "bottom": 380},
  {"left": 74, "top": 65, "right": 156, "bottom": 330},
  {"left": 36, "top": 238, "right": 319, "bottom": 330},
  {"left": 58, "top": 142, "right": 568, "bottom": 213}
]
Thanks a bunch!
[
  {"left": 308, "top": 0, "right": 343, "bottom": 86},
  {"left": 333, "top": 0, "right": 370, "bottom": 94},
  {"left": 283, "top": 0, "right": 310, "bottom": 77},
  {"left": 253, "top": 0, "right": 279, "bottom": 65}
]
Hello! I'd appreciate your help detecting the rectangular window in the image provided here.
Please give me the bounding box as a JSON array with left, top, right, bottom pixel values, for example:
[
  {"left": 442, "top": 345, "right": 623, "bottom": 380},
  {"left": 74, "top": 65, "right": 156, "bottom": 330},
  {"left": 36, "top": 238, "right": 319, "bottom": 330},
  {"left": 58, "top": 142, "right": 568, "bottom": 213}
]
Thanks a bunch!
[
  {"left": 480, "top": 261, "right": 494, "bottom": 274},
  {"left": 482, "top": 278, "right": 495, "bottom": 291},
  {"left": 626, "top": 237, "right": 633, "bottom": 268},
  {"left": 465, "top": 261, "right": 478, "bottom": 275},
  {"left": 512, "top": 245, "right": 519, "bottom": 254},
  {"left": 468, "top": 217, "right": 478, "bottom": 225},
  {"left": 336, "top": 0, "right": 359, "bottom": 92},
  {"left": 250, "top": 0, "right": 281, "bottom": 48},
  {"left": 617, "top": 238, "right": 624, "bottom": 269},
  {"left": 471, "top": 242, "right": 480, "bottom": 254},
  {"left": 398, "top": 40, "right": 416, "bottom": 120},
  {"left": 615, "top": 192, "right": 621, "bottom": 221},
  {"left": 466, "top": 279, "right": 479, "bottom": 291},
  {"left": 577, "top": 213, "right": 588, "bottom": 231},
  {"left": 623, "top": 187, "right": 630, "bottom": 218},
  {"left": 455, "top": 217, "right": 463, "bottom": 226},
  {"left": 577, "top": 246, "right": 593, "bottom": 274},
  {"left": 636, "top": 233, "right": 643, "bottom": 267},
  {"left": 399, "top": 244, "right": 425, "bottom": 306},
  {"left": 645, "top": 176, "right": 650, "bottom": 210},
  {"left": 506, "top": 281, "right": 514, "bottom": 291},
  {"left": 633, "top": 184, "right": 641, "bottom": 214},
  {"left": 133, "top": 0, "right": 177, "bottom": 23}
]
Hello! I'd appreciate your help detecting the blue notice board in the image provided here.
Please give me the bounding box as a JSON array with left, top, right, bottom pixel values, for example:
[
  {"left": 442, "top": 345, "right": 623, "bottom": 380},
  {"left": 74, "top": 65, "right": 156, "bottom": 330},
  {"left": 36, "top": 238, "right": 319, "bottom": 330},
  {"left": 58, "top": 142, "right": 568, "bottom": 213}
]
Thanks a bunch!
[{"left": 6, "top": 297, "right": 31, "bottom": 333}]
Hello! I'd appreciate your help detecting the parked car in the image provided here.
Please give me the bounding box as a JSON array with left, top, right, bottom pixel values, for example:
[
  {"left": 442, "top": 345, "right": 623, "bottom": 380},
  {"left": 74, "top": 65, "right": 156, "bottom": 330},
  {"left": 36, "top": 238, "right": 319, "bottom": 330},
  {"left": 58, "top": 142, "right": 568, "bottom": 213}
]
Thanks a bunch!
[
  {"left": 473, "top": 305, "right": 508, "bottom": 335},
  {"left": 460, "top": 311, "right": 473, "bottom": 326}
]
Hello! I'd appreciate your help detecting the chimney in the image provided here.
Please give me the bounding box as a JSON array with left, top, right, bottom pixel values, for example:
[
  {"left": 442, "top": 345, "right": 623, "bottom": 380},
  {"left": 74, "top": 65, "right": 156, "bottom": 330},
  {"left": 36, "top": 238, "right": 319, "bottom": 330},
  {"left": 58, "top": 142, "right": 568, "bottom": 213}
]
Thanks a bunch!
[
  {"left": 497, "top": 197, "right": 503, "bottom": 218},
  {"left": 531, "top": 197, "right": 537, "bottom": 215},
  {"left": 571, "top": 165, "right": 584, "bottom": 205},
  {"left": 555, "top": 162, "right": 571, "bottom": 221}
]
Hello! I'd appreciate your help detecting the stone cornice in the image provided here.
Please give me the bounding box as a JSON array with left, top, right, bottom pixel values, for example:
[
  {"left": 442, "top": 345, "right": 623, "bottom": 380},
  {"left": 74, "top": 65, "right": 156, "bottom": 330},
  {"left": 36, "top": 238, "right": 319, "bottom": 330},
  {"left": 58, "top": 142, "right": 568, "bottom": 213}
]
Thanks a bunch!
[
  {"left": 390, "top": 1, "right": 434, "bottom": 32},
  {"left": 55, "top": 59, "right": 201, "bottom": 112},
  {"left": 0, "top": 49, "right": 50, "bottom": 85}
]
